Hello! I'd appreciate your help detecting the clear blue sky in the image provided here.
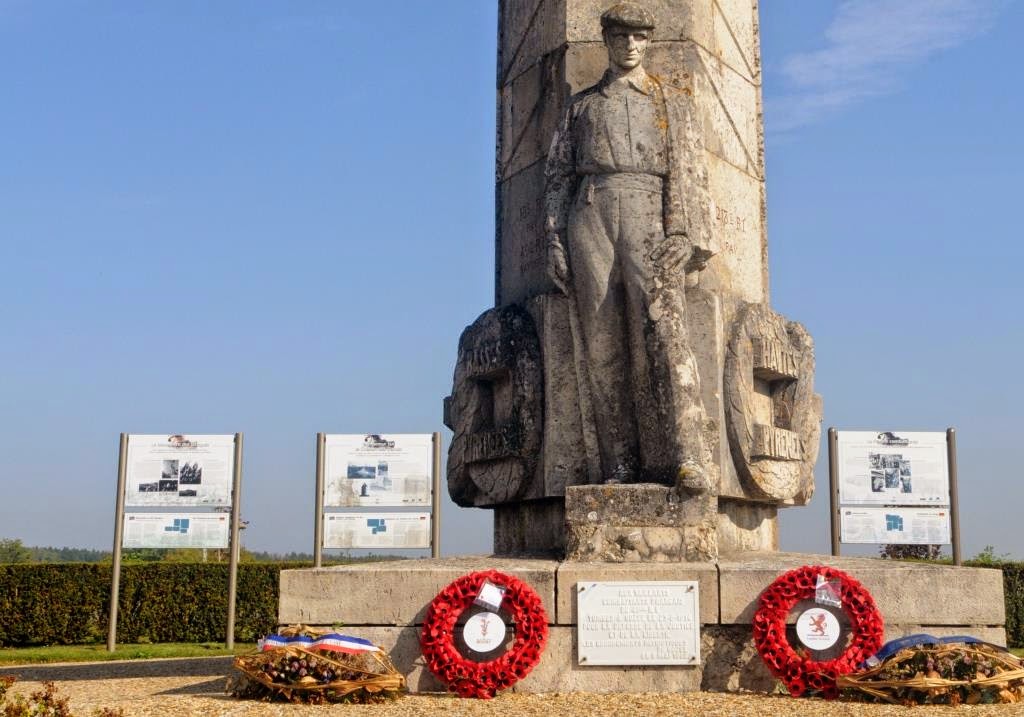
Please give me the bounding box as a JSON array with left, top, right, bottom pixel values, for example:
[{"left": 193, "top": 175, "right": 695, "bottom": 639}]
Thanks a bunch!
[{"left": 1, "top": 1, "right": 1020, "bottom": 559}]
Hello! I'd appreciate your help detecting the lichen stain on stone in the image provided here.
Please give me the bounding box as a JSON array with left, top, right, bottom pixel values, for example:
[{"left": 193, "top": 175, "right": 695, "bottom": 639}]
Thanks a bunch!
[{"left": 648, "top": 297, "right": 663, "bottom": 321}]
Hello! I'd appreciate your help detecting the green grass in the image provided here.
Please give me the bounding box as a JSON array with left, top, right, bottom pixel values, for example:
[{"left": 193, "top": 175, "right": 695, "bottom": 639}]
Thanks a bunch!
[
  {"left": 1013, "top": 648, "right": 1024, "bottom": 657},
  {"left": 0, "top": 642, "right": 255, "bottom": 665}
]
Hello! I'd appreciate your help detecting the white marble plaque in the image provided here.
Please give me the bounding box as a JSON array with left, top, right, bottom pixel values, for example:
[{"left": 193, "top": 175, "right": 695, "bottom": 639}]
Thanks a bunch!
[{"left": 576, "top": 581, "right": 700, "bottom": 666}]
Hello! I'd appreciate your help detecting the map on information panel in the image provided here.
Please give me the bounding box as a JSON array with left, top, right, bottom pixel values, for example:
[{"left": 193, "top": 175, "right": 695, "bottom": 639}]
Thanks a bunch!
[
  {"left": 122, "top": 513, "right": 230, "bottom": 549},
  {"left": 322, "top": 512, "right": 431, "bottom": 549}
]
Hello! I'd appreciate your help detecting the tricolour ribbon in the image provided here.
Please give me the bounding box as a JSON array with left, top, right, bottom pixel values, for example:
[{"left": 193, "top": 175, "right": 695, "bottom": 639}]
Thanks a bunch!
[{"left": 259, "top": 633, "right": 380, "bottom": 654}]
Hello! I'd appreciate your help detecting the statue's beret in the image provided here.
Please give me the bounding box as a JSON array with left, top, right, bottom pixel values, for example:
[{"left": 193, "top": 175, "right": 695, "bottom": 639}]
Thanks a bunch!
[{"left": 600, "top": 3, "right": 656, "bottom": 31}]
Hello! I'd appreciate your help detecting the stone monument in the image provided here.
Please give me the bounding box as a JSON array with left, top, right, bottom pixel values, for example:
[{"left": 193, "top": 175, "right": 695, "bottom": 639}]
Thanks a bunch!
[
  {"left": 279, "top": 1, "right": 1006, "bottom": 694},
  {"left": 444, "top": 0, "right": 821, "bottom": 559}
]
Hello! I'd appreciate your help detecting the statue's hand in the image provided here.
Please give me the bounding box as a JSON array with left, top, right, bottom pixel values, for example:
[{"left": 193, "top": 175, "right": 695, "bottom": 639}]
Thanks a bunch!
[
  {"left": 650, "top": 234, "right": 692, "bottom": 273},
  {"left": 685, "top": 243, "right": 714, "bottom": 274},
  {"left": 685, "top": 227, "right": 716, "bottom": 273},
  {"left": 547, "top": 233, "right": 570, "bottom": 295}
]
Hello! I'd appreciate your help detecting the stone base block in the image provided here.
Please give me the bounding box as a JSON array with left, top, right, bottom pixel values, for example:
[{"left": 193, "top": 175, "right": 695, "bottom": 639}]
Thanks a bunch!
[
  {"left": 278, "top": 553, "right": 1006, "bottom": 694},
  {"left": 349, "top": 622, "right": 1010, "bottom": 695},
  {"left": 555, "top": 561, "right": 719, "bottom": 625},
  {"left": 565, "top": 484, "right": 718, "bottom": 561},
  {"left": 717, "top": 552, "right": 1006, "bottom": 625},
  {"left": 278, "top": 557, "right": 556, "bottom": 626},
  {"left": 494, "top": 498, "right": 566, "bottom": 557},
  {"left": 356, "top": 626, "right": 706, "bottom": 693}
]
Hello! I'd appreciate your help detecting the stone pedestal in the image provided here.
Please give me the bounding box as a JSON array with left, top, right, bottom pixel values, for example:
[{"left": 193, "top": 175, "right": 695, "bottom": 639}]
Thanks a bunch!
[
  {"left": 278, "top": 554, "right": 1006, "bottom": 694},
  {"left": 493, "top": 497, "right": 566, "bottom": 557},
  {"left": 564, "top": 484, "right": 718, "bottom": 562}
]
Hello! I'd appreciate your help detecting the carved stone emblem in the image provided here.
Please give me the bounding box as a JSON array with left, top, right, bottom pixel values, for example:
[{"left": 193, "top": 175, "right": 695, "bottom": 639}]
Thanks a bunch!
[
  {"left": 444, "top": 305, "right": 543, "bottom": 506},
  {"left": 724, "top": 303, "right": 821, "bottom": 502}
]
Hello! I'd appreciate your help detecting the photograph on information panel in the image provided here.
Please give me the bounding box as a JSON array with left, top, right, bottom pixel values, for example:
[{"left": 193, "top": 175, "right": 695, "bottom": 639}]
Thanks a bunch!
[
  {"left": 323, "top": 434, "right": 432, "bottom": 507},
  {"left": 836, "top": 431, "right": 949, "bottom": 506},
  {"left": 124, "top": 434, "right": 234, "bottom": 507}
]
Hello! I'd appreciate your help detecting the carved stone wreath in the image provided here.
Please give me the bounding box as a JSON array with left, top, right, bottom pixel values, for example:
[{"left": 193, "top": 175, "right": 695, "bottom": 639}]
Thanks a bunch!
[{"left": 724, "top": 303, "right": 821, "bottom": 503}]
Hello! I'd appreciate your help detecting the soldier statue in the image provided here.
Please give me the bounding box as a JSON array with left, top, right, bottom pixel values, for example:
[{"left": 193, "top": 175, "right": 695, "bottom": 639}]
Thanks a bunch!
[{"left": 544, "top": 2, "right": 714, "bottom": 490}]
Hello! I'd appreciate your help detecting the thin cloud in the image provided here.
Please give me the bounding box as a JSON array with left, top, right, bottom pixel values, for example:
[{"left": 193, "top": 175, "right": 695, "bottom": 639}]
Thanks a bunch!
[{"left": 767, "top": 0, "right": 1002, "bottom": 133}]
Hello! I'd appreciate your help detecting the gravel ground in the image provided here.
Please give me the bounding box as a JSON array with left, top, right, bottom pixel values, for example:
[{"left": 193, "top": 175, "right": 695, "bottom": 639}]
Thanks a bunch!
[{"left": 2, "top": 657, "right": 1022, "bottom": 716}]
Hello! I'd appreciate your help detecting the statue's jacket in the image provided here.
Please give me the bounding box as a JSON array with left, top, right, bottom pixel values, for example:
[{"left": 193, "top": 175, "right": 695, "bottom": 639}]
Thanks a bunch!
[{"left": 544, "top": 69, "right": 715, "bottom": 261}]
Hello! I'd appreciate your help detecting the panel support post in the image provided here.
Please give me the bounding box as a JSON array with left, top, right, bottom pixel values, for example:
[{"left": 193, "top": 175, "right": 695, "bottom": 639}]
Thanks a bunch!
[
  {"left": 314, "top": 433, "right": 326, "bottom": 568},
  {"left": 432, "top": 432, "right": 442, "bottom": 558},
  {"left": 106, "top": 433, "right": 129, "bottom": 652},
  {"left": 828, "top": 427, "right": 840, "bottom": 556},
  {"left": 225, "top": 432, "right": 244, "bottom": 649},
  {"left": 947, "top": 427, "right": 962, "bottom": 566}
]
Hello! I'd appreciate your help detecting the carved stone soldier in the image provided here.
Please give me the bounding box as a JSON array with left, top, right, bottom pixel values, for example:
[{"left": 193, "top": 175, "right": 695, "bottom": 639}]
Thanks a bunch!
[
  {"left": 543, "top": 2, "right": 714, "bottom": 489},
  {"left": 445, "top": 0, "right": 821, "bottom": 557}
]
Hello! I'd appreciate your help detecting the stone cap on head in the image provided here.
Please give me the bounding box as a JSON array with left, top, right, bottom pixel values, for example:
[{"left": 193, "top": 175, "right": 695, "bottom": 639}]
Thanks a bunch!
[{"left": 600, "top": 2, "right": 656, "bottom": 31}]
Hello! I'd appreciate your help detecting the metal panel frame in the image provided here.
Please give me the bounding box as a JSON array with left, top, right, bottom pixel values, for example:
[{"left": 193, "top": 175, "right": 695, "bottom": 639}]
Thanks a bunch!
[
  {"left": 828, "top": 426, "right": 961, "bottom": 565},
  {"left": 107, "top": 433, "right": 243, "bottom": 652},
  {"left": 314, "top": 432, "right": 442, "bottom": 564}
]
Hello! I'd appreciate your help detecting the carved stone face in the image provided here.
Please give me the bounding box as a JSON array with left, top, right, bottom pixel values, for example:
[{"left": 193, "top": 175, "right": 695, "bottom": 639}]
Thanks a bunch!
[{"left": 604, "top": 26, "right": 650, "bottom": 71}]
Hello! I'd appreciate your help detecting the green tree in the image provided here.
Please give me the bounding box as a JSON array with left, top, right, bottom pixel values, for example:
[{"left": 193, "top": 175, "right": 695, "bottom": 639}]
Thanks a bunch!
[
  {"left": 878, "top": 544, "right": 943, "bottom": 561},
  {"left": 971, "top": 544, "right": 1010, "bottom": 565},
  {"left": 0, "top": 538, "right": 32, "bottom": 564},
  {"left": 29, "top": 546, "right": 108, "bottom": 563}
]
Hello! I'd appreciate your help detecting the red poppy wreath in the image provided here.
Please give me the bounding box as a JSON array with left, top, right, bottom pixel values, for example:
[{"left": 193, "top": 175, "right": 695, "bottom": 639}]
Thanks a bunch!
[
  {"left": 753, "top": 565, "right": 884, "bottom": 699},
  {"left": 420, "top": 569, "right": 549, "bottom": 699}
]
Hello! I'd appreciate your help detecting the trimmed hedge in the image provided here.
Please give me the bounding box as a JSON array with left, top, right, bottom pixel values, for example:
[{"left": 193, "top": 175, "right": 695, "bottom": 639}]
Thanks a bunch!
[
  {"left": 0, "top": 562, "right": 310, "bottom": 646},
  {"left": 965, "top": 560, "right": 1024, "bottom": 649}
]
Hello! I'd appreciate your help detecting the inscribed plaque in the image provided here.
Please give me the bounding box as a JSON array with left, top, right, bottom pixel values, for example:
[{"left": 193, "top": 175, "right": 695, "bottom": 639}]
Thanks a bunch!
[{"left": 577, "top": 581, "right": 700, "bottom": 666}]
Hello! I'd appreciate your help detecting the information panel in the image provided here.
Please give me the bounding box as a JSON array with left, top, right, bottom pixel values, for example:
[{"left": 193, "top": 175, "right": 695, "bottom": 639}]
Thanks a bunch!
[
  {"left": 577, "top": 581, "right": 700, "bottom": 666},
  {"left": 841, "top": 507, "right": 952, "bottom": 545},
  {"left": 322, "top": 512, "right": 431, "bottom": 549},
  {"left": 323, "top": 434, "right": 432, "bottom": 507},
  {"left": 122, "top": 513, "right": 230, "bottom": 549},
  {"left": 837, "top": 431, "right": 949, "bottom": 506},
  {"left": 125, "top": 434, "right": 234, "bottom": 507}
]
